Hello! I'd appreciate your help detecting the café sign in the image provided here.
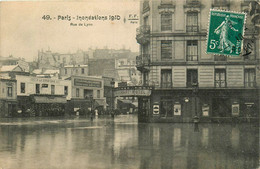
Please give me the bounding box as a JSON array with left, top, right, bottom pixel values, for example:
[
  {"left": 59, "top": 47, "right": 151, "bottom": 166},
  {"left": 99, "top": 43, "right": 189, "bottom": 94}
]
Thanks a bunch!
[{"left": 114, "top": 86, "right": 152, "bottom": 97}]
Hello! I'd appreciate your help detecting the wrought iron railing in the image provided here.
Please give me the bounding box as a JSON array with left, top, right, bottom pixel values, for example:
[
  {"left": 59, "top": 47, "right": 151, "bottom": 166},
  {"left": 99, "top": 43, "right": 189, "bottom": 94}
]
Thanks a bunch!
[{"left": 136, "top": 54, "right": 150, "bottom": 67}]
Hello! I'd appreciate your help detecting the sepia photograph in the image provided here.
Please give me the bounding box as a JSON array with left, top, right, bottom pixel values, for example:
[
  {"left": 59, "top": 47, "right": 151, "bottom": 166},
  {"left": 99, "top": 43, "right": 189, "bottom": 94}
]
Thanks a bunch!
[{"left": 0, "top": 0, "right": 259, "bottom": 168}]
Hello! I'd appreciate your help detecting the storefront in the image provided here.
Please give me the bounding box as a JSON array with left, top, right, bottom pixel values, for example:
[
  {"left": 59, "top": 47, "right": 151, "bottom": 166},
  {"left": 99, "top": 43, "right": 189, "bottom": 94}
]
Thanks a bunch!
[{"left": 143, "top": 88, "right": 259, "bottom": 123}]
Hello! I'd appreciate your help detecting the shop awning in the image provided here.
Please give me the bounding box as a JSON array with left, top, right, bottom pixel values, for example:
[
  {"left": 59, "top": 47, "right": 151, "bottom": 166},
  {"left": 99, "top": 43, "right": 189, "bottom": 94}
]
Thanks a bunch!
[
  {"left": 94, "top": 99, "right": 107, "bottom": 107},
  {"left": 33, "top": 95, "right": 67, "bottom": 104}
]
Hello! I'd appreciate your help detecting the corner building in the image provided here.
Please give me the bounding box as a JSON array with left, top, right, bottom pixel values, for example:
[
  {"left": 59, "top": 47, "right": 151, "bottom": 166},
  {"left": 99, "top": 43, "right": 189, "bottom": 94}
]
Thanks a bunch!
[{"left": 136, "top": 0, "right": 260, "bottom": 123}]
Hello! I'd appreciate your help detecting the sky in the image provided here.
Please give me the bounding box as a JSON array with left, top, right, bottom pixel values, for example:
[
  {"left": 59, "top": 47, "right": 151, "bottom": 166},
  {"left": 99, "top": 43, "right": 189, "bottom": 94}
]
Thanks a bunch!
[{"left": 0, "top": 0, "right": 140, "bottom": 61}]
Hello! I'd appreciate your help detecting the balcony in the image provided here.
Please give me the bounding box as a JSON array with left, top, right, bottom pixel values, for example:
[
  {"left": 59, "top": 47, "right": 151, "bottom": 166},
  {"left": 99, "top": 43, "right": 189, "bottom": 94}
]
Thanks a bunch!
[
  {"left": 136, "top": 54, "right": 150, "bottom": 71},
  {"left": 136, "top": 25, "right": 150, "bottom": 44}
]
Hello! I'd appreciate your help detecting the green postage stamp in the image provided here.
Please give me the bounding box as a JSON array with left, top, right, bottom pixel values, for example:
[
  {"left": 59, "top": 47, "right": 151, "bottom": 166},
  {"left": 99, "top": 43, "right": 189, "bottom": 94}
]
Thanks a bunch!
[{"left": 206, "top": 9, "right": 246, "bottom": 56}]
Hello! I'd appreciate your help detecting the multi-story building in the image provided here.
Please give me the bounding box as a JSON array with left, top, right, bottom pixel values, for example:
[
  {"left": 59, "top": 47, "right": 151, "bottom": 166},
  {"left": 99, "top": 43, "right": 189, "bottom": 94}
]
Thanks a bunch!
[
  {"left": 136, "top": 0, "right": 259, "bottom": 122},
  {"left": 0, "top": 78, "right": 17, "bottom": 117},
  {"left": 37, "top": 49, "right": 88, "bottom": 69},
  {"left": 15, "top": 75, "right": 71, "bottom": 116},
  {"left": 65, "top": 76, "right": 106, "bottom": 115},
  {"left": 59, "top": 65, "right": 88, "bottom": 79},
  {"left": 0, "top": 56, "right": 30, "bottom": 72}
]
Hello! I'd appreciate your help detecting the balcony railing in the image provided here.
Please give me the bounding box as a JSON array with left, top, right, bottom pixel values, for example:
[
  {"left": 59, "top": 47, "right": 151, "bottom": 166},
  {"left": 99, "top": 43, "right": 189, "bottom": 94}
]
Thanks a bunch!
[
  {"left": 136, "top": 25, "right": 150, "bottom": 44},
  {"left": 245, "top": 81, "right": 256, "bottom": 88},
  {"left": 136, "top": 25, "right": 150, "bottom": 36},
  {"left": 187, "top": 55, "right": 198, "bottom": 61},
  {"left": 136, "top": 54, "right": 150, "bottom": 68},
  {"left": 186, "top": 26, "right": 199, "bottom": 32}
]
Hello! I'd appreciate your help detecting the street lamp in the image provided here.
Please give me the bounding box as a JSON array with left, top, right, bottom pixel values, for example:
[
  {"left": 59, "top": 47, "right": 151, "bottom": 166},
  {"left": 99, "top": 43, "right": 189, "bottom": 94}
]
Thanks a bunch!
[
  {"left": 192, "top": 83, "right": 199, "bottom": 132},
  {"left": 110, "top": 79, "right": 115, "bottom": 111}
]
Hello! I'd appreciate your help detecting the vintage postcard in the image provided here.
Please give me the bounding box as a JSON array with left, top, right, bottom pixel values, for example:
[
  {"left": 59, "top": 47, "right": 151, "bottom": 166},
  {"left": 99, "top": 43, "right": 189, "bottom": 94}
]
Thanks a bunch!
[{"left": 0, "top": 0, "right": 259, "bottom": 169}]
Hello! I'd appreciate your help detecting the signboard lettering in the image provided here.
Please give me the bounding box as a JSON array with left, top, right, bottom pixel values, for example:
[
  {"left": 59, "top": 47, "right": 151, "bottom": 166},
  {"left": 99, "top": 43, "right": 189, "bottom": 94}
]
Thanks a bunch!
[{"left": 74, "top": 78, "right": 102, "bottom": 88}]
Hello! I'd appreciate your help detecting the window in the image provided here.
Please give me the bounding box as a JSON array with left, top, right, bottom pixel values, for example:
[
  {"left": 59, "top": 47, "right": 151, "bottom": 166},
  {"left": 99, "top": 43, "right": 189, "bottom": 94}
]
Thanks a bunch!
[
  {"left": 215, "top": 69, "right": 226, "bottom": 88},
  {"left": 64, "top": 86, "right": 68, "bottom": 95},
  {"left": 81, "top": 68, "right": 85, "bottom": 74},
  {"left": 51, "top": 85, "right": 55, "bottom": 95},
  {"left": 75, "top": 69, "right": 78, "bottom": 74},
  {"left": 76, "top": 88, "right": 80, "bottom": 97},
  {"left": 187, "top": 40, "right": 198, "bottom": 61},
  {"left": 161, "top": 13, "right": 172, "bottom": 31},
  {"left": 187, "top": 69, "right": 198, "bottom": 87},
  {"left": 161, "top": 40, "right": 172, "bottom": 60},
  {"left": 187, "top": 12, "right": 198, "bottom": 32},
  {"left": 97, "top": 90, "right": 100, "bottom": 98},
  {"left": 161, "top": 69, "right": 172, "bottom": 88},
  {"left": 20, "top": 83, "right": 25, "bottom": 93},
  {"left": 36, "top": 84, "right": 40, "bottom": 94},
  {"left": 245, "top": 69, "right": 256, "bottom": 87},
  {"left": 7, "top": 87, "right": 12, "bottom": 97},
  {"left": 65, "top": 68, "right": 67, "bottom": 75}
]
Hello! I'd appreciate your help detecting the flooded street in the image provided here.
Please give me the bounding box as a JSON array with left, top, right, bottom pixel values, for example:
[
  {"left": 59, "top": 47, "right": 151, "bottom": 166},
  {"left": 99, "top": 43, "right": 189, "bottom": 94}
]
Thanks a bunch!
[{"left": 0, "top": 115, "right": 258, "bottom": 169}]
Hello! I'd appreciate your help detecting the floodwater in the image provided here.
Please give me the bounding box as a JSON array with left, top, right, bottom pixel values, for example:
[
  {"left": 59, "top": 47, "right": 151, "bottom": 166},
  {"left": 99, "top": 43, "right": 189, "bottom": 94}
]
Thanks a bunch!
[{"left": 0, "top": 115, "right": 258, "bottom": 169}]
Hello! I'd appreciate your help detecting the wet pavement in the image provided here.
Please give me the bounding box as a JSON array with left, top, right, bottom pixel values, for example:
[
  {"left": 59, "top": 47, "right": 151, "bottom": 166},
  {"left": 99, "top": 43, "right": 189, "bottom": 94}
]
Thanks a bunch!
[{"left": 0, "top": 115, "right": 258, "bottom": 169}]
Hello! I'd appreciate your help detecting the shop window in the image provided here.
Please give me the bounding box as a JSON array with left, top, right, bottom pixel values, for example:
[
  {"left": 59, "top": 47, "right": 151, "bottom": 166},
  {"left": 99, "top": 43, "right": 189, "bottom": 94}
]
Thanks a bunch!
[
  {"left": 21, "top": 82, "right": 25, "bottom": 93},
  {"left": 7, "top": 87, "right": 12, "bottom": 97},
  {"left": 187, "top": 69, "right": 198, "bottom": 87},
  {"left": 187, "top": 12, "right": 198, "bottom": 32},
  {"left": 245, "top": 69, "right": 256, "bottom": 87},
  {"left": 187, "top": 40, "right": 198, "bottom": 61},
  {"left": 36, "top": 84, "right": 40, "bottom": 94},
  {"left": 64, "top": 86, "right": 68, "bottom": 95},
  {"left": 161, "top": 13, "right": 172, "bottom": 31},
  {"left": 51, "top": 85, "right": 55, "bottom": 95},
  {"left": 161, "top": 40, "right": 172, "bottom": 60},
  {"left": 76, "top": 88, "right": 80, "bottom": 97},
  {"left": 215, "top": 69, "right": 226, "bottom": 88},
  {"left": 161, "top": 69, "right": 172, "bottom": 88}
]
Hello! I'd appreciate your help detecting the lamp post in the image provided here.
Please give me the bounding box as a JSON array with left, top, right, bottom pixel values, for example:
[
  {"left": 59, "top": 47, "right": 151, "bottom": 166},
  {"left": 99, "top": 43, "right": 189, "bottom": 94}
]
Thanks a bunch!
[
  {"left": 192, "top": 83, "right": 199, "bottom": 131},
  {"left": 110, "top": 79, "right": 115, "bottom": 116}
]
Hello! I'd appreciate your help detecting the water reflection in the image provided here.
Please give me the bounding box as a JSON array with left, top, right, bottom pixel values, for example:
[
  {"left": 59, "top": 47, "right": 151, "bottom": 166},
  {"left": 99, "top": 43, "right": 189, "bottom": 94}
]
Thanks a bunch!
[{"left": 0, "top": 116, "right": 258, "bottom": 169}]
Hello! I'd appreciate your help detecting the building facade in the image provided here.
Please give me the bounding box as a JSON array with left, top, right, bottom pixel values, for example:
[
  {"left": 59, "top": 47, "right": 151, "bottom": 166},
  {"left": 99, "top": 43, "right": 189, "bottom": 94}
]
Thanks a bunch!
[
  {"left": 136, "top": 0, "right": 260, "bottom": 122},
  {"left": 0, "top": 78, "right": 17, "bottom": 117},
  {"left": 65, "top": 76, "right": 106, "bottom": 115},
  {"left": 16, "top": 75, "right": 71, "bottom": 116},
  {"left": 59, "top": 65, "right": 88, "bottom": 79}
]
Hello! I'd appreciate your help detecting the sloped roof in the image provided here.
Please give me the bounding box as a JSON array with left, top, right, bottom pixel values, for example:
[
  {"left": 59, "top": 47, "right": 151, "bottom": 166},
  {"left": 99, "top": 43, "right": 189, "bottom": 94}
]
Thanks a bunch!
[{"left": 0, "top": 65, "right": 23, "bottom": 72}]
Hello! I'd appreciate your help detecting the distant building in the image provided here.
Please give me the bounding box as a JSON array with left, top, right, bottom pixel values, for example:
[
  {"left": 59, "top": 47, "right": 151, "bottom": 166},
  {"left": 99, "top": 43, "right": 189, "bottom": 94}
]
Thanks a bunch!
[
  {"left": 0, "top": 56, "right": 29, "bottom": 72},
  {"left": 32, "top": 68, "right": 60, "bottom": 79},
  {"left": 37, "top": 49, "right": 88, "bottom": 69},
  {"left": 0, "top": 65, "right": 30, "bottom": 79},
  {"left": 59, "top": 65, "right": 88, "bottom": 79},
  {"left": 88, "top": 58, "right": 117, "bottom": 78},
  {"left": 0, "top": 78, "right": 17, "bottom": 117}
]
